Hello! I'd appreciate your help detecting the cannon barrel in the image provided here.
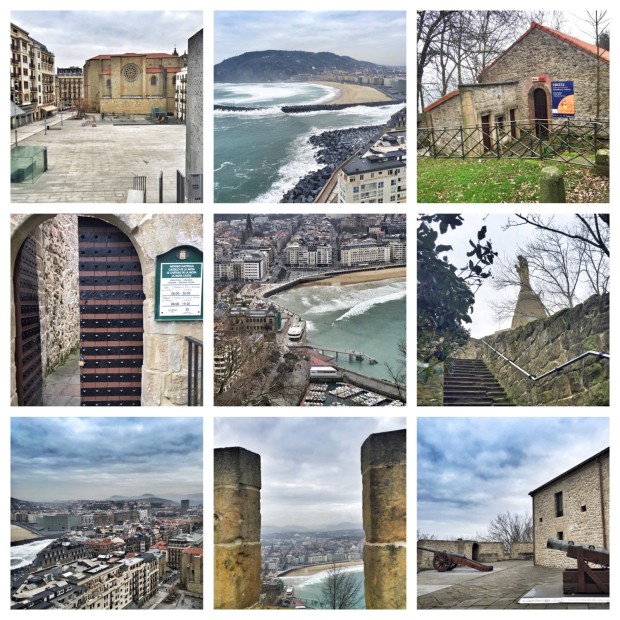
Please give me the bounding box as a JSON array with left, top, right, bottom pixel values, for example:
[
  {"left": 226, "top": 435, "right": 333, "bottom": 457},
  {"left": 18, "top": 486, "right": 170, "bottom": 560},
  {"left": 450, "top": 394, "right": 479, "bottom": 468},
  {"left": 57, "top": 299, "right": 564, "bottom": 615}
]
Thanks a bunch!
[{"left": 546, "top": 538, "right": 609, "bottom": 557}]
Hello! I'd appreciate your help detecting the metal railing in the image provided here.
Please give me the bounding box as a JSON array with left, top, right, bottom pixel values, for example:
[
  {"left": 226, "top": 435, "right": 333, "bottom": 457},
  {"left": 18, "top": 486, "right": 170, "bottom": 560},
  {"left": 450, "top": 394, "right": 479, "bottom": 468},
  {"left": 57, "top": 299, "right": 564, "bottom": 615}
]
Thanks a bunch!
[
  {"left": 186, "top": 336, "right": 203, "bottom": 406},
  {"left": 418, "top": 118, "right": 609, "bottom": 167},
  {"left": 176, "top": 170, "right": 185, "bottom": 203},
  {"left": 480, "top": 339, "right": 609, "bottom": 381}
]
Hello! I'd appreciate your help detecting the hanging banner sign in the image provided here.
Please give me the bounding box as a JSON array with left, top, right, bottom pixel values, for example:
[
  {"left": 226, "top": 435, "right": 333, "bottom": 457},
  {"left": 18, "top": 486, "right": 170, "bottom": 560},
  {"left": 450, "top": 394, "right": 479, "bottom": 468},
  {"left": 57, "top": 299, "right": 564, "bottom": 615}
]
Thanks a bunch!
[
  {"left": 552, "top": 81, "right": 575, "bottom": 117},
  {"left": 155, "top": 246, "right": 203, "bottom": 321}
]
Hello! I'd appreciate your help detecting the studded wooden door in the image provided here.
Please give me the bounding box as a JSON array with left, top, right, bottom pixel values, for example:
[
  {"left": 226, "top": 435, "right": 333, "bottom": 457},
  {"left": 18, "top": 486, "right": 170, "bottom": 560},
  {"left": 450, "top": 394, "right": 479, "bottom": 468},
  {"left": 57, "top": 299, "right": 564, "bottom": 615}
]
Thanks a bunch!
[
  {"left": 14, "top": 235, "right": 43, "bottom": 406},
  {"left": 78, "top": 217, "right": 144, "bottom": 406}
]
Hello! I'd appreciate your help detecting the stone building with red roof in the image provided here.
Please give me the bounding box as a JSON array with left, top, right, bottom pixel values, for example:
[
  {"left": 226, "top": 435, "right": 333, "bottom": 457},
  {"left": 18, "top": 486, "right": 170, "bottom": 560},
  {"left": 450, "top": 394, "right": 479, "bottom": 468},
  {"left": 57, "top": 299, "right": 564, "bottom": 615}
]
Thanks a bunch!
[
  {"left": 422, "top": 21, "right": 609, "bottom": 151},
  {"left": 83, "top": 50, "right": 186, "bottom": 115}
]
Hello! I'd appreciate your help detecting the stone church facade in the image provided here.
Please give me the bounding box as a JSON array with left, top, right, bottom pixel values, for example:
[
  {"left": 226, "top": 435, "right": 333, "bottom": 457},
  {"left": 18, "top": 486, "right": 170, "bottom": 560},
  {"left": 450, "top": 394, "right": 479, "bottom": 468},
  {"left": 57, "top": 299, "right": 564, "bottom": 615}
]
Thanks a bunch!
[
  {"left": 423, "top": 22, "right": 610, "bottom": 148},
  {"left": 529, "top": 448, "right": 609, "bottom": 569},
  {"left": 83, "top": 51, "right": 186, "bottom": 115}
]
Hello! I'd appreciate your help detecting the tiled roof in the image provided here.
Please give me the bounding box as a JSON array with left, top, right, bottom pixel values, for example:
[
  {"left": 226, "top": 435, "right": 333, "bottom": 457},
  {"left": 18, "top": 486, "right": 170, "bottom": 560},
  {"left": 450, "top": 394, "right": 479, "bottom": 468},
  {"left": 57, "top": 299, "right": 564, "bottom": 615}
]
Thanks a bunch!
[
  {"left": 183, "top": 546, "right": 204, "bottom": 555},
  {"left": 479, "top": 21, "right": 609, "bottom": 79},
  {"left": 423, "top": 89, "right": 459, "bottom": 113}
]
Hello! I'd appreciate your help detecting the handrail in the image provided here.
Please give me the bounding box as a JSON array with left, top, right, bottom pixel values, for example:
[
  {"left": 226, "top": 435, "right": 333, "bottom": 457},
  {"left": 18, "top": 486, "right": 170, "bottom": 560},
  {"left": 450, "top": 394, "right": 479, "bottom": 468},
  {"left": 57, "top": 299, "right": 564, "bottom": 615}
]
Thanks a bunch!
[
  {"left": 480, "top": 339, "right": 609, "bottom": 382},
  {"left": 186, "top": 336, "right": 203, "bottom": 406}
]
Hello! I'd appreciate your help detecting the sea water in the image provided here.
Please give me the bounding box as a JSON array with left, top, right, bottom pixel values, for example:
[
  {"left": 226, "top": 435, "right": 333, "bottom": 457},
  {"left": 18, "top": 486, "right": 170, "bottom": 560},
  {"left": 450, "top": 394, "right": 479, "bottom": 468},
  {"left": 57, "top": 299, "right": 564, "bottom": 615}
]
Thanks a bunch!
[
  {"left": 270, "top": 277, "right": 406, "bottom": 381},
  {"left": 11, "top": 538, "right": 55, "bottom": 569},
  {"left": 214, "top": 83, "right": 403, "bottom": 203},
  {"left": 280, "top": 565, "right": 365, "bottom": 609}
]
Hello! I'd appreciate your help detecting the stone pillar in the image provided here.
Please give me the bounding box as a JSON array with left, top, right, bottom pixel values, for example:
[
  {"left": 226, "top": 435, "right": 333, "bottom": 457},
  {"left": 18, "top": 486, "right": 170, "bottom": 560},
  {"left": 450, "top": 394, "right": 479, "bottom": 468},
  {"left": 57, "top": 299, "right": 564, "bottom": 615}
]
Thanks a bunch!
[
  {"left": 539, "top": 166, "right": 566, "bottom": 202},
  {"left": 361, "top": 429, "right": 406, "bottom": 609},
  {"left": 214, "top": 447, "right": 261, "bottom": 609}
]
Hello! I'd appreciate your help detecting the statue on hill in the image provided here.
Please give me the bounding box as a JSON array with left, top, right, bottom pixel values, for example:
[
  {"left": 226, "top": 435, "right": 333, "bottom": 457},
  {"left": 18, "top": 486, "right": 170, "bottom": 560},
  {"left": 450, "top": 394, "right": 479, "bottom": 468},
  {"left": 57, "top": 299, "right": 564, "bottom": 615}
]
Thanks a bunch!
[{"left": 511, "top": 255, "right": 548, "bottom": 328}]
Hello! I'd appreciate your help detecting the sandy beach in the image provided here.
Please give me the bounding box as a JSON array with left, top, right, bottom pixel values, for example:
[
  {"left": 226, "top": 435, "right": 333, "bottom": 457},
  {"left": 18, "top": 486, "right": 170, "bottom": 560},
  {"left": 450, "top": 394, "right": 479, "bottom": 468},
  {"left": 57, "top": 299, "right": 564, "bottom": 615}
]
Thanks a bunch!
[
  {"left": 11, "top": 524, "right": 41, "bottom": 544},
  {"left": 298, "top": 266, "right": 406, "bottom": 287},
  {"left": 282, "top": 560, "right": 364, "bottom": 577},
  {"left": 308, "top": 81, "right": 393, "bottom": 105}
]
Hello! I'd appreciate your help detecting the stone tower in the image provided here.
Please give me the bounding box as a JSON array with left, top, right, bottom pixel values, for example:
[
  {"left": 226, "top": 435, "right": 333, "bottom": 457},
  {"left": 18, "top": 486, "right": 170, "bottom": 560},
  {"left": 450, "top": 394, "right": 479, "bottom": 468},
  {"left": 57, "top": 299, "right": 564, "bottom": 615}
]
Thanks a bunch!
[{"left": 511, "top": 255, "right": 548, "bottom": 328}]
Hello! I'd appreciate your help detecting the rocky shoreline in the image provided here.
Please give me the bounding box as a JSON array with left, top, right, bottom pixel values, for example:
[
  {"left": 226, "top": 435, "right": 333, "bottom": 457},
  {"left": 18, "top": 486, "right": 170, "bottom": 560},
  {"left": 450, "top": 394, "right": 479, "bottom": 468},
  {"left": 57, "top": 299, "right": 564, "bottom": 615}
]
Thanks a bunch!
[{"left": 280, "top": 125, "right": 383, "bottom": 203}]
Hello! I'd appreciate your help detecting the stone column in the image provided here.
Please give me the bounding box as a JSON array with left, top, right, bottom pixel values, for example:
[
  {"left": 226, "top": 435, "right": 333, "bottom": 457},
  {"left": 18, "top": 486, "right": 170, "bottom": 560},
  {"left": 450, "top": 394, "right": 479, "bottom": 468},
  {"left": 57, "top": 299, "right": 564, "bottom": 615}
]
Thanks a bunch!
[
  {"left": 361, "top": 429, "right": 406, "bottom": 609},
  {"left": 214, "top": 447, "right": 261, "bottom": 609}
]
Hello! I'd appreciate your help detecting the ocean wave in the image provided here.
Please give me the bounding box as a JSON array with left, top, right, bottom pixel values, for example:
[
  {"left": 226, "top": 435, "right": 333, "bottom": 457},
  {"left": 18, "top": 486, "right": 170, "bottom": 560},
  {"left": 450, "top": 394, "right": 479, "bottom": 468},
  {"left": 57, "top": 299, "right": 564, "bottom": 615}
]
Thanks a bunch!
[
  {"left": 215, "top": 82, "right": 337, "bottom": 107},
  {"left": 214, "top": 106, "right": 284, "bottom": 118},
  {"left": 336, "top": 290, "right": 406, "bottom": 321},
  {"left": 214, "top": 161, "right": 235, "bottom": 173},
  {"left": 288, "top": 564, "right": 364, "bottom": 587},
  {"left": 252, "top": 134, "right": 321, "bottom": 203}
]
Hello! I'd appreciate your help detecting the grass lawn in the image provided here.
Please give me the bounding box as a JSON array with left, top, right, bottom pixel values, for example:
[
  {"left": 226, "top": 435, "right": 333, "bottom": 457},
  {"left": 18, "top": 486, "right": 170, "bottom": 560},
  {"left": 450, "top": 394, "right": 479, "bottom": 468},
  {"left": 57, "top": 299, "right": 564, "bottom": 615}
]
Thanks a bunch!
[{"left": 417, "top": 157, "right": 609, "bottom": 203}]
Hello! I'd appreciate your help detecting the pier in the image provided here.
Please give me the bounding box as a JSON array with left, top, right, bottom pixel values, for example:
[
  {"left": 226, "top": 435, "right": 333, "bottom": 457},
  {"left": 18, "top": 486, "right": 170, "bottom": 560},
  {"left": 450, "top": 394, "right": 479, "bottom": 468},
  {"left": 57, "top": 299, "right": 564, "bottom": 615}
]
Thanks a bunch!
[{"left": 315, "top": 346, "right": 377, "bottom": 364}]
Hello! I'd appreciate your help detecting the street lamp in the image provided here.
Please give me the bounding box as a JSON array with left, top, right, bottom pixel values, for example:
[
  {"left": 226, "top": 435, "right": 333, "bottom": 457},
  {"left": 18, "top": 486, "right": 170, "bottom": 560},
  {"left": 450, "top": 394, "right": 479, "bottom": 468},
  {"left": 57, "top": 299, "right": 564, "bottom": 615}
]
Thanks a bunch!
[{"left": 44, "top": 109, "right": 47, "bottom": 135}]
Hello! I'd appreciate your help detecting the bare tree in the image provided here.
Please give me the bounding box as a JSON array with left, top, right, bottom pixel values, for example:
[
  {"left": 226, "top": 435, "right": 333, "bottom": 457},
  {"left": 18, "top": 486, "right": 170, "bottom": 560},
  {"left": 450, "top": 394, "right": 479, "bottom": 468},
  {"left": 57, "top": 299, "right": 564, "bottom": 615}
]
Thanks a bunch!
[
  {"left": 320, "top": 563, "right": 363, "bottom": 609},
  {"left": 480, "top": 511, "right": 533, "bottom": 554},
  {"left": 524, "top": 11, "right": 566, "bottom": 30},
  {"left": 417, "top": 529, "right": 438, "bottom": 541},
  {"left": 384, "top": 337, "right": 406, "bottom": 401}
]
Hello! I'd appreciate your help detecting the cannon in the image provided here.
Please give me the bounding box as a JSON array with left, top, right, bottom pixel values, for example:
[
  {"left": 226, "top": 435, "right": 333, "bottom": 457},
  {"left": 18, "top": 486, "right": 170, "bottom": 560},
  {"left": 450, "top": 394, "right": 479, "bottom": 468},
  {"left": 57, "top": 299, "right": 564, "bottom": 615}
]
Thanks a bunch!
[
  {"left": 546, "top": 538, "right": 609, "bottom": 595},
  {"left": 417, "top": 546, "right": 493, "bottom": 572}
]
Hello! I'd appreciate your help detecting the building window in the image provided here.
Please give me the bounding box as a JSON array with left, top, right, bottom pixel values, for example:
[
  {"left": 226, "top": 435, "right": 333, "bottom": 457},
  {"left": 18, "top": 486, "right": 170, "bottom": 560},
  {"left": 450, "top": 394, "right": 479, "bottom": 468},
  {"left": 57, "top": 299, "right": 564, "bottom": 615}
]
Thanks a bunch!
[
  {"left": 555, "top": 491, "right": 563, "bottom": 517},
  {"left": 378, "top": 181, "right": 384, "bottom": 188},
  {"left": 557, "top": 531, "right": 564, "bottom": 540},
  {"left": 151, "top": 76, "right": 157, "bottom": 86},
  {"left": 106, "top": 79, "right": 111, "bottom": 88},
  {"left": 359, "top": 174, "right": 364, "bottom": 180},
  {"left": 581, "top": 505, "right": 587, "bottom": 512},
  {"left": 496, "top": 115, "right": 504, "bottom": 130},
  {"left": 353, "top": 187, "right": 360, "bottom": 193}
]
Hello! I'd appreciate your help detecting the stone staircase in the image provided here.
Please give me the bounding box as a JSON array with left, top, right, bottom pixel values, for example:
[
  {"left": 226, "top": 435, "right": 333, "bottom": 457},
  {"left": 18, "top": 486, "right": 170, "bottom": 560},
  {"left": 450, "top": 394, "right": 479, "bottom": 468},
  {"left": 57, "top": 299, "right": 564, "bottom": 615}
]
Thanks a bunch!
[{"left": 443, "top": 358, "right": 514, "bottom": 406}]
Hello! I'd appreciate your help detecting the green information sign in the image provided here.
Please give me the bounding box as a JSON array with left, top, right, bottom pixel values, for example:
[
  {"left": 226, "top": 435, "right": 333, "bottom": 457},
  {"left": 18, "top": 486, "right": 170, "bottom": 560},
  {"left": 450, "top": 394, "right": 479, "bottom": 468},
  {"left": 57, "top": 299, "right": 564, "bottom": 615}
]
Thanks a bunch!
[{"left": 155, "top": 246, "right": 203, "bottom": 321}]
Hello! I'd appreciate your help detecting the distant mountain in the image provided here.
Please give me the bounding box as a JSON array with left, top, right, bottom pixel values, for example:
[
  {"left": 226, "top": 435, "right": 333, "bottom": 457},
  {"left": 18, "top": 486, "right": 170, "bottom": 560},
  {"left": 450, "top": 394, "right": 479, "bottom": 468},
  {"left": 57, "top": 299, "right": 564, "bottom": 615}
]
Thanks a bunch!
[
  {"left": 106, "top": 493, "right": 203, "bottom": 506},
  {"left": 262, "top": 522, "right": 363, "bottom": 535},
  {"left": 215, "top": 50, "right": 383, "bottom": 83}
]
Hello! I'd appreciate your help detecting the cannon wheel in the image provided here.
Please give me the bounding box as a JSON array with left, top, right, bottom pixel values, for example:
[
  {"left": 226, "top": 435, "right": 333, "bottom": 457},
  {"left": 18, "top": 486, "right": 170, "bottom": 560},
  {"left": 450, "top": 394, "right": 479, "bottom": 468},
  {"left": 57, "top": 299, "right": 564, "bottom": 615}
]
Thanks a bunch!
[{"left": 433, "top": 552, "right": 452, "bottom": 572}]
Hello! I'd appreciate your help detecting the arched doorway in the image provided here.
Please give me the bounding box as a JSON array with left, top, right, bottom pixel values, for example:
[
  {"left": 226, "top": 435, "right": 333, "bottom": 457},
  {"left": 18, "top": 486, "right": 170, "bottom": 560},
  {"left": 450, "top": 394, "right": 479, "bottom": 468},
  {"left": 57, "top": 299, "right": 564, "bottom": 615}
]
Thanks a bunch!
[
  {"left": 472, "top": 542, "right": 480, "bottom": 561},
  {"left": 13, "top": 235, "right": 43, "bottom": 406},
  {"left": 533, "top": 88, "right": 549, "bottom": 139},
  {"left": 78, "top": 217, "right": 144, "bottom": 406}
]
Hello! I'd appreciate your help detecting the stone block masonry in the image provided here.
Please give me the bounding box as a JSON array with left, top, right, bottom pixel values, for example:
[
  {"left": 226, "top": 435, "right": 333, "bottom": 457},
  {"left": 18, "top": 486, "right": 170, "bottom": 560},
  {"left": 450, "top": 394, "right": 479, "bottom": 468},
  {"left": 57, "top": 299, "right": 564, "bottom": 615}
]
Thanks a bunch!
[
  {"left": 461, "top": 293, "right": 609, "bottom": 406},
  {"left": 361, "top": 429, "right": 406, "bottom": 609},
  {"left": 214, "top": 447, "right": 261, "bottom": 609}
]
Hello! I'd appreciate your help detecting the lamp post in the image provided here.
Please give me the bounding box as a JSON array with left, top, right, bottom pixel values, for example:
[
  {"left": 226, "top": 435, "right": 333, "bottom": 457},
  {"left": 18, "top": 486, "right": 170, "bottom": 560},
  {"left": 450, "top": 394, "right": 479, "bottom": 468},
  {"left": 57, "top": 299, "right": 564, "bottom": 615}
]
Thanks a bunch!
[{"left": 44, "top": 109, "right": 47, "bottom": 135}]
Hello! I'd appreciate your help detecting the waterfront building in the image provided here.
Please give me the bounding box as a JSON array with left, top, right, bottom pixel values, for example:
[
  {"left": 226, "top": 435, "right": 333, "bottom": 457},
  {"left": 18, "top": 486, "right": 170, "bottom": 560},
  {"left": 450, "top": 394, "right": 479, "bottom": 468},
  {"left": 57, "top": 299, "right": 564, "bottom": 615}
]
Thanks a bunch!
[
  {"left": 83, "top": 50, "right": 185, "bottom": 115},
  {"left": 37, "top": 514, "right": 82, "bottom": 531},
  {"left": 214, "top": 252, "right": 266, "bottom": 281},
  {"left": 340, "top": 241, "right": 391, "bottom": 267},
  {"left": 337, "top": 131, "right": 406, "bottom": 203},
  {"left": 56, "top": 67, "right": 83, "bottom": 110},
  {"left": 284, "top": 241, "right": 333, "bottom": 267},
  {"left": 10, "top": 22, "right": 56, "bottom": 124},
  {"left": 386, "top": 237, "right": 406, "bottom": 262}
]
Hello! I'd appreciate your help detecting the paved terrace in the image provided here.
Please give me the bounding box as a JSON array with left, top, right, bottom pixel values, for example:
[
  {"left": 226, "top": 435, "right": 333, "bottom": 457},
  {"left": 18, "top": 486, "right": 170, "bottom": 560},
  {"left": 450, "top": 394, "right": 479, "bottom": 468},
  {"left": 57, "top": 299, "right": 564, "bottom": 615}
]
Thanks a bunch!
[
  {"left": 11, "top": 114, "right": 186, "bottom": 203},
  {"left": 417, "top": 560, "right": 609, "bottom": 610}
]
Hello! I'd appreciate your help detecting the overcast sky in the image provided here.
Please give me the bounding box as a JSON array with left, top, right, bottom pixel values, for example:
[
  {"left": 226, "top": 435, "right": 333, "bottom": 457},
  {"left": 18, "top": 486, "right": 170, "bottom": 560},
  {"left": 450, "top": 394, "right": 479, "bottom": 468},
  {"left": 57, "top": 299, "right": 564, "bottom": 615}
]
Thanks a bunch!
[
  {"left": 419, "top": 213, "right": 605, "bottom": 338},
  {"left": 215, "top": 11, "right": 406, "bottom": 66},
  {"left": 418, "top": 417, "right": 609, "bottom": 539},
  {"left": 215, "top": 417, "right": 405, "bottom": 529},
  {"left": 11, "top": 418, "right": 203, "bottom": 502},
  {"left": 11, "top": 11, "right": 203, "bottom": 68}
]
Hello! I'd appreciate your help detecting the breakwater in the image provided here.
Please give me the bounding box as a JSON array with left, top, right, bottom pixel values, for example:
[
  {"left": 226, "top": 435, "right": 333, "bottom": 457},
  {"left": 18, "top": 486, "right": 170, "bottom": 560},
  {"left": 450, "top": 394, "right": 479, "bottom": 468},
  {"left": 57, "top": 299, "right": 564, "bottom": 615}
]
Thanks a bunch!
[
  {"left": 214, "top": 100, "right": 395, "bottom": 114},
  {"left": 280, "top": 125, "right": 383, "bottom": 203}
]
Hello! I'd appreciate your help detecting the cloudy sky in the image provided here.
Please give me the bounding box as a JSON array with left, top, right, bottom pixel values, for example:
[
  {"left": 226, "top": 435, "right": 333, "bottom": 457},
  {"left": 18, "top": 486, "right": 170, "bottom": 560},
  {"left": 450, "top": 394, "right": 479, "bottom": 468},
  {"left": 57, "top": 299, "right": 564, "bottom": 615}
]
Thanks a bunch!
[
  {"left": 418, "top": 417, "right": 609, "bottom": 539},
  {"left": 11, "top": 11, "right": 203, "bottom": 68},
  {"left": 215, "top": 417, "right": 406, "bottom": 529},
  {"left": 11, "top": 418, "right": 203, "bottom": 502},
  {"left": 215, "top": 11, "right": 406, "bottom": 66},
  {"left": 418, "top": 213, "right": 607, "bottom": 338}
]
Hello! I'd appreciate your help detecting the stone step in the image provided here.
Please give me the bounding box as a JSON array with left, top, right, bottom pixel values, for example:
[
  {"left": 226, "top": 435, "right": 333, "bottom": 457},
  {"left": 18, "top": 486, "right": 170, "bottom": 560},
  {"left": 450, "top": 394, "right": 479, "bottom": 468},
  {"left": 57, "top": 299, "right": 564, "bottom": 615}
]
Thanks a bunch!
[{"left": 444, "top": 358, "right": 513, "bottom": 407}]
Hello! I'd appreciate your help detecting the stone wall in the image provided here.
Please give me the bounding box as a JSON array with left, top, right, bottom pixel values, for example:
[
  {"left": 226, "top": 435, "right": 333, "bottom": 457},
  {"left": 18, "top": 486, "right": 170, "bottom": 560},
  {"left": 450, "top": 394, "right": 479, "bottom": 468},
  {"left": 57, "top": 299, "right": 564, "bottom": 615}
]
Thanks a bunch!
[
  {"left": 459, "top": 294, "right": 609, "bottom": 406},
  {"left": 362, "top": 429, "right": 406, "bottom": 609},
  {"left": 33, "top": 215, "right": 80, "bottom": 375},
  {"left": 511, "top": 542, "right": 534, "bottom": 560},
  {"left": 481, "top": 27, "right": 609, "bottom": 120},
  {"left": 10, "top": 213, "right": 203, "bottom": 407},
  {"left": 531, "top": 450, "right": 609, "bottom": 569},
  {"left": 214, "top": 447, "right": 261, "bottom": 609},
  {"left": 477, "top": 542, "right": 504, "bottom": 563}
]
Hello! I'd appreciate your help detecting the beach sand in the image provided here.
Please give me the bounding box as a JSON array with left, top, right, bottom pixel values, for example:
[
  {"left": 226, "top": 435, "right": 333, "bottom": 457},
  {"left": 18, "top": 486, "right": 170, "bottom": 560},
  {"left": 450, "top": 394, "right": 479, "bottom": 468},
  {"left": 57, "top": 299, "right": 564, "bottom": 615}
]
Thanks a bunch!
[
  {"left": 298, "top": 266, "right": 406, "bottom": 287},
  {"left": 308, "top": 81, "right": 393, "bottom": 105},
  {"left": 283, "top": 560, "right": 364, "bottom": 577},
  {"left": 11, "top": 524, "right": 41, "bottom": 544}
]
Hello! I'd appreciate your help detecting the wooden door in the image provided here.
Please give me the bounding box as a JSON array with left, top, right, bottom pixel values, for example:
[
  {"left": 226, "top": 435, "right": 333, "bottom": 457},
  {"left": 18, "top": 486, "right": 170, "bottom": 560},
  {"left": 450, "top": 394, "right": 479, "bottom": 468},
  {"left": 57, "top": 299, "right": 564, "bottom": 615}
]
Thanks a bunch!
[
  {"left": 78, "top": 217, "right": 144, "bottom": 406},
  {"left": 481, "top": 115, "right": 492, "bottom": 151},
  {"left": 13, "top": 236, "right": 43, "bottom": 406},
  {"left": 533, "top": 88, "right": 549, "bottom": 139}
]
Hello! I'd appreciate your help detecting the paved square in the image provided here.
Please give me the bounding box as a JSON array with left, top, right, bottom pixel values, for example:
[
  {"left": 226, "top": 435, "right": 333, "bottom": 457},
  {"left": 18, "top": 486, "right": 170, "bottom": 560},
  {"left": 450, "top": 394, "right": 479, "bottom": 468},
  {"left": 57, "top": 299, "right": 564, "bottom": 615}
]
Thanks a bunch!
[{"left": 11, "top": 115, "right": 186, "bottom": 203}]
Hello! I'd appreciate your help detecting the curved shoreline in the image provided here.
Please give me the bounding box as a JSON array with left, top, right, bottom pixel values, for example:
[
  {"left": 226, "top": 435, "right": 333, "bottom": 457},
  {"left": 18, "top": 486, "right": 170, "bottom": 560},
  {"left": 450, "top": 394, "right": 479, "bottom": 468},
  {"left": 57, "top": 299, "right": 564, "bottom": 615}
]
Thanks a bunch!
[
  {"left": 280, "top": 559, "right": 364, "bottom": 577},
  {"left": 306, "top": 81, "right": 393, "bottom": 105}
]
